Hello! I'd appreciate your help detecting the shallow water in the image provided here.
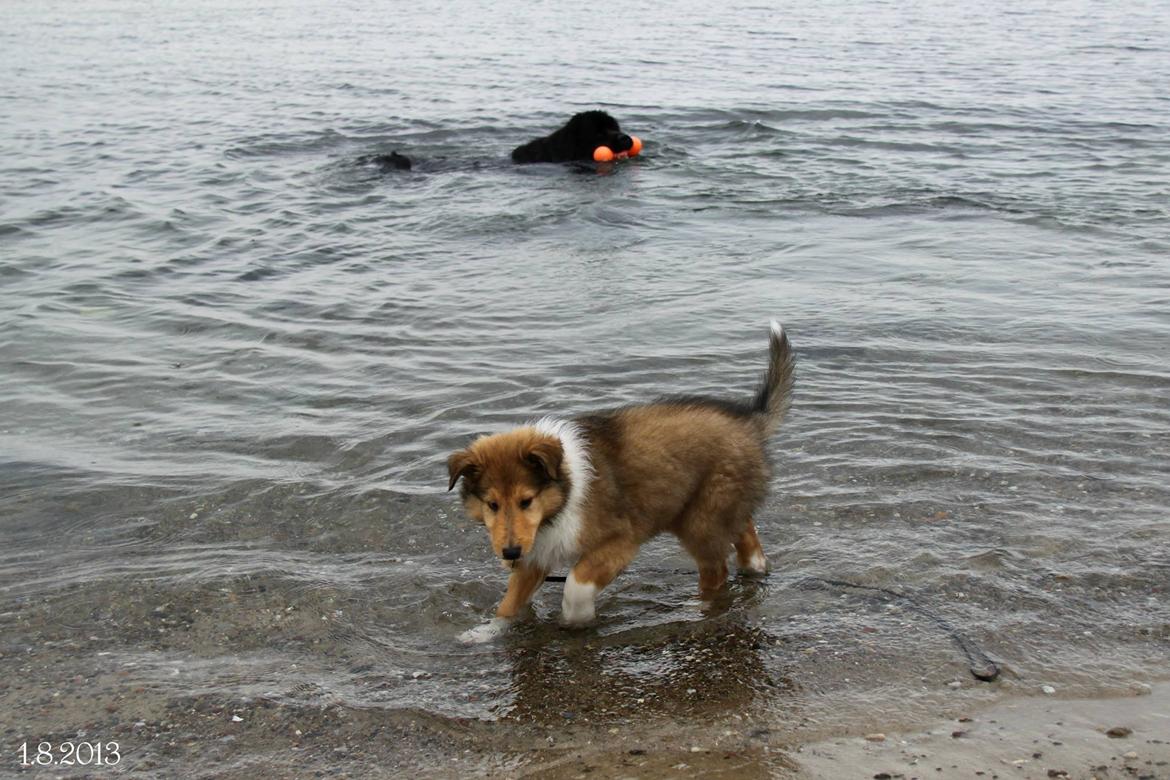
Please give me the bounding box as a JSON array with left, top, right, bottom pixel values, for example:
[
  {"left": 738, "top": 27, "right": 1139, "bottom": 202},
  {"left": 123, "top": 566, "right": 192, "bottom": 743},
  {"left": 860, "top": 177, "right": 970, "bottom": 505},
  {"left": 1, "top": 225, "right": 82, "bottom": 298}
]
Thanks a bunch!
[{"left": 2, "top": 0, "right": 1169, "bottom": 775}]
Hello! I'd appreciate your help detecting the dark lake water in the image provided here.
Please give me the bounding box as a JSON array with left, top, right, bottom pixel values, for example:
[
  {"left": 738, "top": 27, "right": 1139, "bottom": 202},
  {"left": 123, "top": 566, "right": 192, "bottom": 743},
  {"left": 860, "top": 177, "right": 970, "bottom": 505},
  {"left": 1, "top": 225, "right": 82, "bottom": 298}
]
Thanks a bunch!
[{"left": 2, "top": 0, "right": 1168, "bottom": 775}]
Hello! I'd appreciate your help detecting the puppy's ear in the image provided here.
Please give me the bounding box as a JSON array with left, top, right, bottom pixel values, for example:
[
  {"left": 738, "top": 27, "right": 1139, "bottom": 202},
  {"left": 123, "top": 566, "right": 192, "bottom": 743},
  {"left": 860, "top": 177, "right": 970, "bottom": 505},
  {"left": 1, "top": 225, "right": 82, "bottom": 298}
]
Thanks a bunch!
[
  {"left": 447, "top": 449, "right": 478, "bottom": 491},
  {"left": 525, "top": 439, "right": 563, "bottom": 483}
]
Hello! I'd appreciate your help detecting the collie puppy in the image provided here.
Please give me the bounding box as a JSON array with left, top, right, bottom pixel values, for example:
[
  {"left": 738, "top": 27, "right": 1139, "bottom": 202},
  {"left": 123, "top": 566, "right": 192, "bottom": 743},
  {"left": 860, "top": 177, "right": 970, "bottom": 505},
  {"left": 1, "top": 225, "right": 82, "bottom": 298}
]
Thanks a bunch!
[{"left": 448, "top": 322, "right": 794, "bottom": 642}]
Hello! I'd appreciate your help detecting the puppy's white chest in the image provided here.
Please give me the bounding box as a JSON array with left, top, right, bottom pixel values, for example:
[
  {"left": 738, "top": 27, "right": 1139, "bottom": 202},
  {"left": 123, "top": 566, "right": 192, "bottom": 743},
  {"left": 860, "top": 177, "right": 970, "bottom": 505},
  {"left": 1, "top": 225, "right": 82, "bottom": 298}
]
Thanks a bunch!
[
  {"left": 527, "top": 515, "right": 581, "bottom": 572},
  {"left": 527, "top": 417, "right": 592, "bottom": 573}
]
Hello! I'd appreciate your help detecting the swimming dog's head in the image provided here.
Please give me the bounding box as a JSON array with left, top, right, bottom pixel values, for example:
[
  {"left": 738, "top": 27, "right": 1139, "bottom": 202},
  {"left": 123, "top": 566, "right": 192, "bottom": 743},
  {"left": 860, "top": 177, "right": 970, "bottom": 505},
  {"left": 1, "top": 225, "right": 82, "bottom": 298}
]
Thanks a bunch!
[
  {"left": 568, "top": 110, "right": 633, "bottom": 155},
  {"left": 511, "top": 110, "right": 634, "bottom": 163},
  {"left": 447, "top": 428, "right": 567, "bottom": 567}
]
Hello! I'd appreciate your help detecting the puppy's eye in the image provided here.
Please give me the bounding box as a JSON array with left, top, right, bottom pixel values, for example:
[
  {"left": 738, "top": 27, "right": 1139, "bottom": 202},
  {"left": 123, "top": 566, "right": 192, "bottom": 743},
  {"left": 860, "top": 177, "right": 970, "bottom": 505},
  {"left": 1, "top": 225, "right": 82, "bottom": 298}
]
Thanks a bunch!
[
  {"left": 488, "top": 501, "right": 499, "bottom": 512},
  {"left": 519, "top": 497, "right": 533, "bottom": 510}
]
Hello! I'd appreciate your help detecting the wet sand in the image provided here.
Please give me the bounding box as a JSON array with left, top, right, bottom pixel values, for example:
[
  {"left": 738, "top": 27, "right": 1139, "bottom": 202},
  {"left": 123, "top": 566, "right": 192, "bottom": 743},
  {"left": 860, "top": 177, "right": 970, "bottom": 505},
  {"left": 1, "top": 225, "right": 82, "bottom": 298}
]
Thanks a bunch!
[
  {"left": 3, "top": 540, "right": 1167, "bottom": 778},
  {"left": 791, "top": 684, "right": 1170, "bottom": 780},
  {"left": 4, "top": 605, "right": 1166, "bottom": 780},
  {"left": 3, "top": 489, "right": 1167, "bottom": 778},
  {"left": 447, "top": 683, "right": 1170, "bottom": 779}
]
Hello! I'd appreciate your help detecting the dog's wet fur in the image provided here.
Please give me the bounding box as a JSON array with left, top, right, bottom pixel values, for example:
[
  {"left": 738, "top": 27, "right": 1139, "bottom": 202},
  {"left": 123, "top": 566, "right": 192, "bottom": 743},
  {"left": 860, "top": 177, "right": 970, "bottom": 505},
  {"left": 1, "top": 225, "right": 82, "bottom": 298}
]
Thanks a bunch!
[
  {"left": 510, "top": 110, "right": 634, "bottom": 164},
  {"left": 448, "top": 323, "right": 794, "bottom": 638},
  {"left": 365, "top": 110, "right": 634, "bottom": 173},
  {"left": 369, "top": 151, "right": 412, "bottom": 171}
]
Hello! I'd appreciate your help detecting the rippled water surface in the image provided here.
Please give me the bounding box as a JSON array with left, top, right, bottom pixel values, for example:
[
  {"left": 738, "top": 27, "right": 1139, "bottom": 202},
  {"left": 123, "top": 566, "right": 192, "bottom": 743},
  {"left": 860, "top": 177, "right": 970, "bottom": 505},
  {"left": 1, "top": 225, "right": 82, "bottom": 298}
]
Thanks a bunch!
[{"left": 2, "top": 0, "right": 1169, "bottom": 776}]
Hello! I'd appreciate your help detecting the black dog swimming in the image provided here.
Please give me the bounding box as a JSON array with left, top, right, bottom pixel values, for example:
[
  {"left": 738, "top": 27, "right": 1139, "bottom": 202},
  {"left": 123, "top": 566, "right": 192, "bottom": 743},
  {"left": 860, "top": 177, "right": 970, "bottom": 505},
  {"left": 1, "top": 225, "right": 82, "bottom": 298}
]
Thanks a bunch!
[
  {"left": 364, "top": 111, "right": 635, "bottom": 172},
  {"left": 365, "top": 151, "right": 412, "bottom": 172},
  {"left": 510, "top": 110, "right": 634, "bottom": 164}
]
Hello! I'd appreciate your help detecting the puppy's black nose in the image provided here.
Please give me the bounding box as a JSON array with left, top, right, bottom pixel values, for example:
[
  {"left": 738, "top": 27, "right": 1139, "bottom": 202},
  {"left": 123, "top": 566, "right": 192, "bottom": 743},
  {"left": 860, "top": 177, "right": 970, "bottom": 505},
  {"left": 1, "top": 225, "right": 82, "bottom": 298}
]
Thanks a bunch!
[
  {"left": 613, "top": 134, "right": 633, "bottom": 152},
  {"left": 502, "top": 545, "right": 522, "bottom": 561}
]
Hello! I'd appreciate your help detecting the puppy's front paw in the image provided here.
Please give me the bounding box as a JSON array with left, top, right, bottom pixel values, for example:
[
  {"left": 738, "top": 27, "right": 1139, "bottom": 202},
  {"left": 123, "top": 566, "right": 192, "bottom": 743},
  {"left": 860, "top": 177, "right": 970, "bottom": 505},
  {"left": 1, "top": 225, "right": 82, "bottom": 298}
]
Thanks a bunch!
[
  {"left": 560, "top": 573, "right": 597, "bottom": 626},
  {"left": 458, "top": 617, "right": 511, "bottom": 644}
]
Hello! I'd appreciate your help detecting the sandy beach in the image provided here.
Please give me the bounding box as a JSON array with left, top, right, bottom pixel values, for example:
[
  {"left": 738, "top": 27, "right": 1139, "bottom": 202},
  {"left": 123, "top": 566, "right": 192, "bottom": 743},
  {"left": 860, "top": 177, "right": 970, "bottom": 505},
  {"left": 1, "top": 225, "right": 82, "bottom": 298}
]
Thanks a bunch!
[{"left": 4, "top": 604, "right": 1166, "bottom": 779}]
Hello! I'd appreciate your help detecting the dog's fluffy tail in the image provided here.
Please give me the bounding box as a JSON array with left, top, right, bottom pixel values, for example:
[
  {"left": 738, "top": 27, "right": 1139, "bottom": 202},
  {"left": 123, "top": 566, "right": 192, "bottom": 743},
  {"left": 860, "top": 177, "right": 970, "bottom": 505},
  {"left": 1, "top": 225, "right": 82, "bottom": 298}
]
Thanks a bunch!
[{"left": 752, "top": 321, "right": 795, "bottom": 437}]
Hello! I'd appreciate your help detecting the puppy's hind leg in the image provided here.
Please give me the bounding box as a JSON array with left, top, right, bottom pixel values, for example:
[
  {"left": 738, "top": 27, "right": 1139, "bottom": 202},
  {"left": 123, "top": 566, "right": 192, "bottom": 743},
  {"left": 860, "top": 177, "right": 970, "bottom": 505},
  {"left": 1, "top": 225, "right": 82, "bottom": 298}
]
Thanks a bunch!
[
  {"left": 676, "top": 530, "right": 731, "bottom": 600},
  {"left": 734, "top": 519, "right": 768, "bottom": 576},
  {"left": 697, "top": 558, "right": 730, "bottom": 599}
]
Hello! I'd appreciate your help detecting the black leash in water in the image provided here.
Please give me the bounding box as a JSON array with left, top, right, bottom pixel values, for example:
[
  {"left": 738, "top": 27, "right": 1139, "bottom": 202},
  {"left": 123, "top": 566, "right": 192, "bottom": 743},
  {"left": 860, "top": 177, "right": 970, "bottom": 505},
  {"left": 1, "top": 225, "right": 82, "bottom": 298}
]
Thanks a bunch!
[
  {"left": 543, "top": 572, "right": 1000, "bottom": 682},
  {"left": 797, "top": 577, "right": 1000, "bottom": 682}
]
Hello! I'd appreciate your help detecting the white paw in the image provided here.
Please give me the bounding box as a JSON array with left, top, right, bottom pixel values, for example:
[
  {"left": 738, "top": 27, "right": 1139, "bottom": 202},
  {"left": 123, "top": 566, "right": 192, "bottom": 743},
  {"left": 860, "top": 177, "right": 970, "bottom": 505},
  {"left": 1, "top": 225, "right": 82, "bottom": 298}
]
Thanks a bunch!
[
  {"left": 740, "top": 551, "right": 768, "bottom": 576},
  {"left": 458, "top": 617, "right": 511, "bottom": 644},
  {"left": 560, "top": 572, "right": 597, "bottom": 626}
]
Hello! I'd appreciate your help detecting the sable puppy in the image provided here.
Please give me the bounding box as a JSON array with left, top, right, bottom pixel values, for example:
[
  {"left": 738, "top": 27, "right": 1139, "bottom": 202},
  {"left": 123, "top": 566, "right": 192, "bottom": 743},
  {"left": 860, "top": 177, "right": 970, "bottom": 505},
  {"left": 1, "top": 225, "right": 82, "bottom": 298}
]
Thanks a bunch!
[
  {"left": 448, "top": 323, "right": 795, "bottom": 642},
  {"left": 511, "top": 110, "right": 635, "bottom": 163}
]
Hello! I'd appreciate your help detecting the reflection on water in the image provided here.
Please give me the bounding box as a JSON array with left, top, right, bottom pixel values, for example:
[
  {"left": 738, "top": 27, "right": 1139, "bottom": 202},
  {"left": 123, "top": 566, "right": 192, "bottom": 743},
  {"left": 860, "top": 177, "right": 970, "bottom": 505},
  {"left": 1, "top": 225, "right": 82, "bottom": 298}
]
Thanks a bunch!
[{"left": 501, "top": 589, "right": 783, "bottom": 724}]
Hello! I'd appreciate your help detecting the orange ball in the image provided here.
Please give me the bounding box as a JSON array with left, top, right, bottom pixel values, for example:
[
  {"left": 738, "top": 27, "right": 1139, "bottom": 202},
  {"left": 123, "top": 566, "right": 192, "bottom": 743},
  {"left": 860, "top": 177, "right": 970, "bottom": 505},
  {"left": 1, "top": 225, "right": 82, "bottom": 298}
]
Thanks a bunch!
[
  {"left": 628, "top": 135, "right": 643, "bottom": 156},
  {"left": 593, "top": 146, "right": 615, "bottom": 162}
]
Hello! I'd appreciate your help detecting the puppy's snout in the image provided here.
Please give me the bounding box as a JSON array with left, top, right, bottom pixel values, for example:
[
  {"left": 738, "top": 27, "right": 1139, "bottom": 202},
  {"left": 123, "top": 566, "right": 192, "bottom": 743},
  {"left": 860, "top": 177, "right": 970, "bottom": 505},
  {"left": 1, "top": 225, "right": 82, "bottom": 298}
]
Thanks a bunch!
[
  {"left": 613, "top": 133, "right": 633, "bottom": 152},
  {"left": 502, "top": 545, "right": 522, "bottom": 561}
]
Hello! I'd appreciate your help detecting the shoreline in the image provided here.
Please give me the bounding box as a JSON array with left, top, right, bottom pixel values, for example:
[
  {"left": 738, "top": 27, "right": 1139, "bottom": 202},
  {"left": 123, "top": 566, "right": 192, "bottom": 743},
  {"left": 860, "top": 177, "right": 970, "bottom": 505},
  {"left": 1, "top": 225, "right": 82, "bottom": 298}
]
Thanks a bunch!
[
  {"left": 4, "top": 573, "right": 1167, "bottom": 778},
  {"left": 793, "top": 682, "right": 1169, "bottom": 779},
  {"left": 517, "top": 683, "right": 1170, "bottom": 779},
  {"left": 3, "top": 616, "right": 1167, "bottom": 778}
]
